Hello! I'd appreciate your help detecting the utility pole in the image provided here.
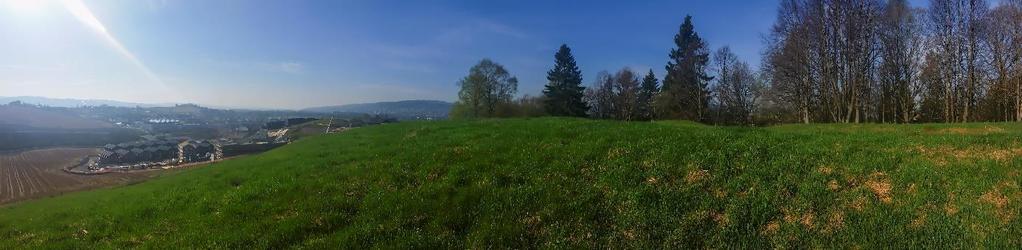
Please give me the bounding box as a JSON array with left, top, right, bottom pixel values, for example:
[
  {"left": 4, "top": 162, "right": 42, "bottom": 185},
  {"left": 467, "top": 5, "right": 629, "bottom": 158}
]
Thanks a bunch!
[{"left": 325, "top": 118, "right": 333, "bottom": 133}]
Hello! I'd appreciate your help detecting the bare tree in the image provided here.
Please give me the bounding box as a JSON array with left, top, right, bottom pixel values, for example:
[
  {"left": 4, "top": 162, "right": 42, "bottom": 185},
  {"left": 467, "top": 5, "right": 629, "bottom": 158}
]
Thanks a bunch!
[
  {"left": 926, "top": 0, "right": 989, "bottom": 122},
  {"left": 879, "top": 0, "right": 925, "bottom": 123},
  {"left": 984, "top": 2, "right": 1022, "bottom": 121},
  {"left": 613, "top": 68, "right": 641, "bottom": 121},
  {"left": 765, "top": 0, "right": 883, "bottom": 124},
  {"left": 765, "top": 0, "right": 816, "bottom": 124},
  {"left": 713, "top": 47, "right": 763, "bottom": 124},
  {"left": 833, "top": 0, "right": 882, "bottom": 123},
  {"left": 585, "top": 71, "right": 617, "bottom": 119},
  {"left": 759, "top": 0, "right": 1019, "bottom": 124}
]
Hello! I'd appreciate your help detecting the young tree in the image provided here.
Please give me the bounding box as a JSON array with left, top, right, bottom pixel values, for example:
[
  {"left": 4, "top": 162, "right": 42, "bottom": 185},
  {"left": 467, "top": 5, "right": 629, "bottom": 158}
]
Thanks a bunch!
[
  {"left": 451, "top": 59, "right": 518, "bottom": 118},
  {"left": 613, "top": 68, "right": 641, "bottom": 120},
  {"left": 585, "top": 71, "right": 617, "bottom": 119},
  {"left": 713, "top": 47, "right": 762, "bottom": 125},
  {"left": 542, "top": 44, "right": 589, "bottom": 117},
  {"left": 637, "top": 70, "right": 660, "bottom": 120},
  {"left": 658, "top": 15, "right": 713, "bottom": 121}
]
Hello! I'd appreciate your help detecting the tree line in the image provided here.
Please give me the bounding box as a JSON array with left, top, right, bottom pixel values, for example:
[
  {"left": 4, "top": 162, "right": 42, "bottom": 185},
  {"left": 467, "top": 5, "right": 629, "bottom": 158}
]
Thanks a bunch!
[
  {"left": 452, "top": 0, "right": 1022, "bottom": 125},
  {"left": 766, "top": 0, "right": 1022, "bottom": 123}
]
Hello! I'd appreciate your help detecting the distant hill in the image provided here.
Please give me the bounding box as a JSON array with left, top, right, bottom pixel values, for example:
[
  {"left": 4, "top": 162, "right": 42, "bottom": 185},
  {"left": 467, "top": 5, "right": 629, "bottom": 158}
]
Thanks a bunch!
[
  {"left": 303, "top": 100, "right": 452, "bottom": 119},
  {"left": 0, "top": 104, "right": 140, "bottom": 150},
  {"left": 0, "top": 96, "right": 158, "bottom": 108},
  {"left": 0, "top": 104, "right": 112, "bottom": 130},
  {"left": 0, "top": 96, "right": 289, "bottom": 111}
]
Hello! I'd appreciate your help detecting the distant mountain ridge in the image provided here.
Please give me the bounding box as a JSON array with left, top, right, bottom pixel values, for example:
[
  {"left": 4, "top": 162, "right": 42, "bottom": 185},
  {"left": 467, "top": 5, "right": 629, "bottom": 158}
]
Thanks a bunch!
[
  {"left": 2, "top": 96, "right": 454, "bottom": 118},
  {"left": 0, "top": 96, "right": 286, "bottom": 111},
  {"left": 0, "top": 104, "right": 112, "bottom": 130},
  {"left": 302, "top": 100, "right": 452, "bottom": 119},
  {"left": 0, "top": 96, "right": 163, "bottom": 108}
]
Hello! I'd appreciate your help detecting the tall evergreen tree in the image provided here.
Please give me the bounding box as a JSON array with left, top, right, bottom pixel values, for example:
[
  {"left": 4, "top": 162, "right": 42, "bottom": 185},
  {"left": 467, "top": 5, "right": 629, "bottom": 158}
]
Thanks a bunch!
[
  {"left": 543, "top": 44, "right": 589, "bottom": 117},
  {"left": 657, "top": 15, "right": 713, "bottom": 121},
  {"left": 637, "top": 70, "right": 660, "bottom": 120}
]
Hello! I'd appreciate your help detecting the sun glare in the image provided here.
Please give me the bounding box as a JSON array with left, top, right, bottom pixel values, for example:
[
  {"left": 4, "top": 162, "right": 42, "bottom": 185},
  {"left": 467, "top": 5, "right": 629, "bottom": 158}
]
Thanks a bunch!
[{"left": 2, "top": 0, "right": 167, "bottom": 89}]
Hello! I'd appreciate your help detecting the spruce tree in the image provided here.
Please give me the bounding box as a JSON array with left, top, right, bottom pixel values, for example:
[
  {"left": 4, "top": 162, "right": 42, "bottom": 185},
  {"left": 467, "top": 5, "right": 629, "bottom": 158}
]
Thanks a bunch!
[
  {"left": 638, "top": 70, "right": 660, "bottom": 120},
  {"left": 543, "top": 44, "right": 588, "bottom": 117},
  {"left": 659, "top": 15, "right": 712, "bottom": 121}
]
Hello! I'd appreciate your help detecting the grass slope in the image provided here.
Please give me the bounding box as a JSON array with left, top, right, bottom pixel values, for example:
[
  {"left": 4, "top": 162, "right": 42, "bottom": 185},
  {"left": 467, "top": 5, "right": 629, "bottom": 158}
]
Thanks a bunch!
[{"left": 1, "top": 118, "right": 1021, "bottom": 248}]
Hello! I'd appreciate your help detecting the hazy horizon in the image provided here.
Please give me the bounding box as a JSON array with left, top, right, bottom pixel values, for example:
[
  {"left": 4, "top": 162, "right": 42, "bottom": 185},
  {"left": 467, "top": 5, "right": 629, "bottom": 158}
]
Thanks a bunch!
[{"left": 0, "top": 94, "right": 454, "bottom": 110}]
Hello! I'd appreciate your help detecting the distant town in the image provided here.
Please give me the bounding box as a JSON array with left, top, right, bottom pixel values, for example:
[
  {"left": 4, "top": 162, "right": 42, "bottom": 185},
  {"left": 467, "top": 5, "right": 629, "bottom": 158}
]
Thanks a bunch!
[{"left": 0, "top": 98, "right": 452, "bottom": 176}]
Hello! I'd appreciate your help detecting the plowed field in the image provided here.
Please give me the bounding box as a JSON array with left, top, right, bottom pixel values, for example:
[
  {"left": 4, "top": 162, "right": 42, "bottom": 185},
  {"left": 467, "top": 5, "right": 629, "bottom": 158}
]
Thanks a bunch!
[{"left": 0, "top": 148, "right": 156, "bottom": 204}]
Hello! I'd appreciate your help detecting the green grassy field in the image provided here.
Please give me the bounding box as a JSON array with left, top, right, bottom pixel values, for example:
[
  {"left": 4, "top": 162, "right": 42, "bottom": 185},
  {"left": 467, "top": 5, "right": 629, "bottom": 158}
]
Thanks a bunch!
[{"left": 1, "top": 118, "right": 1020, "bottom": 248}]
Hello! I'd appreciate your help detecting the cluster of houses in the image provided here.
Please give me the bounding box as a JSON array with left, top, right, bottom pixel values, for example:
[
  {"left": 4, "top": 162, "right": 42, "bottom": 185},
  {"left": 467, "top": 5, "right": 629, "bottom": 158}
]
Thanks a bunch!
[
  {"left": 180, "top": 140, "right": 218, "bottom": 163},
  {"left": 83, "top": 123, "right": 299, "bottom": 173},
  {"left": 98, "top": 137, "right": 217, "bottom": 168}
]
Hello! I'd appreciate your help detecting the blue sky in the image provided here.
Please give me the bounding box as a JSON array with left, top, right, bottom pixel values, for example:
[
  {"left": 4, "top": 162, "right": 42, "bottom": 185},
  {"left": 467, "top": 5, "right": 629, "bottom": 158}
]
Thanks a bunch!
[{"left": 0, "top": 0, "right": 940, "bottom": 109}]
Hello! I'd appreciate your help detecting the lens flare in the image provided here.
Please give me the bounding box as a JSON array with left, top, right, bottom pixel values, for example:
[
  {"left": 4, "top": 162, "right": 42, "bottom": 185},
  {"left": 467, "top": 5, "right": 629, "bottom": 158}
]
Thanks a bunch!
[{"left": 60, "top": 0, "right": 164, "bottom": 85}]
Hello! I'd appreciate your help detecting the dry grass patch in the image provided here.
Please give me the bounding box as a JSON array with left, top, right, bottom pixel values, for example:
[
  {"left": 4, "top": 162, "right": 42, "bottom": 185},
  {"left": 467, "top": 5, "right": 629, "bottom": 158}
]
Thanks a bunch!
[
  {"left": 910, "top": 212, "right": 927, "bottom": 228},
  {"left": 906, "top": 183, "right": 918, "bottom": 195},
  {"left": 986, "top": 148, "right": 1022, "bottom": 162},
  {"left": 621, "top": 229, "right": 637, "bottom": 241},
  {"left": 849, "top": 196, "right": 869, "bottom": 212},
  {"left": 945, "top": 192, "right": 960, "bottom": 216},
  {"left": 926, "top": 126, "right": 1005, "bottom": 135},
  {"left": 827, "top": 180, "right": 841, "bottom": 191},
  {"left": 712, "top": 188, "right": 727, "bottom": 198},
  {"left": 909, "top": 205, "right": 935, "bottom": 229},
  {"left": 645, "top": 176, "right": 658, "bottom": 185},
  {"left": 762, "top": 221, "right": 781, "bottom": 235},
  {"left": 979, "top": 189, "right": 1009, "bottom": 208},
  {"left": 818, "top": 166, "right": 834, "bottom": 175},
  {"left": 684, "top": 169, "right": 709, "bottom": 184},
  {"left": 711, "top": 211, "right": 730, "bottom": 226},
  {"left": 605, "top": 147, "right": 628, "bottom": 160},
  {"left": 914, "top": 145, "right": 1022, "bottom": 165},
  {"left": 864, "top": 172, "right": 894, "bottom": 204},
  {"left": 799, "top": 212, "right": 815, "bottom": 229},
  {"left": 782, "top": 209, "right": 798, "bottom": 224},
  {"left": 822, "top": 210, "right": 845, "bottom": 233},
  {"left": 914, "top": 145, "right": 951, "bottom": 166},
  {"left": 780, "top": 208, "right": 816, "bottom": 230},
  {"left": 978, "top": 186, "right": 1016, "bottom": 223}
]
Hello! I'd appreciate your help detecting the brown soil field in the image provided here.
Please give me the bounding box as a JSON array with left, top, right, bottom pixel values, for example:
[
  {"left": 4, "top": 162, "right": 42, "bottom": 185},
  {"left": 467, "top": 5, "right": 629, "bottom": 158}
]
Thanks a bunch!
[{"left": 0, "top": 148, "right": 161, "bottom": 205}]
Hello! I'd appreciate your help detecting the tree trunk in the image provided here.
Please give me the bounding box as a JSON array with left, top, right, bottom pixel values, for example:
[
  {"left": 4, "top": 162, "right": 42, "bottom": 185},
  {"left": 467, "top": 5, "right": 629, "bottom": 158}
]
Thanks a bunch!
[{"left": 1017, "top": 76, "right": 1022, "bottom": 122}]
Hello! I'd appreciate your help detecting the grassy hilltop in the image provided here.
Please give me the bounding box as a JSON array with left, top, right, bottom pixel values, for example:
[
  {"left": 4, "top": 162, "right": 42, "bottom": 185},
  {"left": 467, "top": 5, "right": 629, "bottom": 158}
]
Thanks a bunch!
[{"left": 1, "top": 118, "right": 1021, "bottom": 248}]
